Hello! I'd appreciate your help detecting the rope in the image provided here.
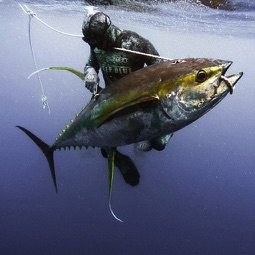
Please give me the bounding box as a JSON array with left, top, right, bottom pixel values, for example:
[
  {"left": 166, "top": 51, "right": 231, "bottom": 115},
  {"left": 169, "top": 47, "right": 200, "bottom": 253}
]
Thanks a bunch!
[
  {"left": 33, "top": 14, "right": 83, "bottom": 38},
  {"left": 20, "top": 4, "right": 50, "bottom": 113},
  {"left": 19, "top": 4, "right": 172, "bottom": 61}
]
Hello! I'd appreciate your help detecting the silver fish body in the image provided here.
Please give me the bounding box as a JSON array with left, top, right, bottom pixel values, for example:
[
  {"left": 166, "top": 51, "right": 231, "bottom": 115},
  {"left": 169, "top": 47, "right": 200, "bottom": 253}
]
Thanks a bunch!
[
  {"left": 53, "top": 58, "right": 243, "bottom": 149},
  {"left": 16, "top": 58, "right": 243, "bottom": 192}
]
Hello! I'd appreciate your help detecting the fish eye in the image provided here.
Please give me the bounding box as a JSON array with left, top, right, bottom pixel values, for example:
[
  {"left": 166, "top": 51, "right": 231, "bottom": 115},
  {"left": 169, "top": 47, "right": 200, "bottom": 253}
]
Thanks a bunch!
[{"left": 196, "top": 70, "right": 208, "bottom": 83}]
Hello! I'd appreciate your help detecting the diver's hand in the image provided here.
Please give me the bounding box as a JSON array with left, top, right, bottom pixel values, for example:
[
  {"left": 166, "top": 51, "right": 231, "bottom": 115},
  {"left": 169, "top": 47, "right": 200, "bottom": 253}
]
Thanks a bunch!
[{"left": 84, "top": 67, "right": 99, "bottom": 93}]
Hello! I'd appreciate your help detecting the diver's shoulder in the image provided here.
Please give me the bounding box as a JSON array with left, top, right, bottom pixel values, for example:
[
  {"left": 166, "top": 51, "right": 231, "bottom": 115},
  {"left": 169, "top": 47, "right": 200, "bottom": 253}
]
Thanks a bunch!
[
  {"left": 117, "top": 30, "right": 150, "bottom": 48},
  {"left": 120, "top": 29, "right": 146, "bottom": 40}
]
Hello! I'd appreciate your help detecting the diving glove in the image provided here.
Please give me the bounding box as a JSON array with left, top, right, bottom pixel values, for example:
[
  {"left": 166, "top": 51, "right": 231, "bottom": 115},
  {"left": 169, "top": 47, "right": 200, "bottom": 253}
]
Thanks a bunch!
[{"left": 84, "top": 67, "right": 99, "bottom": 94}]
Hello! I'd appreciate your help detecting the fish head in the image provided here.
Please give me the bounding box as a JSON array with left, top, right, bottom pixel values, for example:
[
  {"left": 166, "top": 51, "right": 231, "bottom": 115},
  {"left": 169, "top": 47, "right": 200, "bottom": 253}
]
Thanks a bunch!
[{"left": 160, "top": 58, "right": 243, "bottom": 126}]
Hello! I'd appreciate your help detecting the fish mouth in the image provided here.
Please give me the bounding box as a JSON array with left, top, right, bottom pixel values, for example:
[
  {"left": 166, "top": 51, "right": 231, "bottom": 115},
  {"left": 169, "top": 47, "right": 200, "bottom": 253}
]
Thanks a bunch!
[{"left": 219, "top": 61, "right": 243, "bottom": 94}]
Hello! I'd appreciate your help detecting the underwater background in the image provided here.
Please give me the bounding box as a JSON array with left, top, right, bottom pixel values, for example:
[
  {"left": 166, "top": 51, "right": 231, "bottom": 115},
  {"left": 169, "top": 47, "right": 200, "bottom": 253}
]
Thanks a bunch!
[{"left": 1, "top": 0, "right": 255, "bottom": 254}]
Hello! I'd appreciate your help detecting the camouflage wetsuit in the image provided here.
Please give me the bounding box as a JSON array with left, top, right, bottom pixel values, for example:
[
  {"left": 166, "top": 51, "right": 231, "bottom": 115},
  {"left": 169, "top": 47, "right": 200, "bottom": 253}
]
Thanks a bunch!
[{"left": 84, "top": 26, "right": 162, "bottom": 87}]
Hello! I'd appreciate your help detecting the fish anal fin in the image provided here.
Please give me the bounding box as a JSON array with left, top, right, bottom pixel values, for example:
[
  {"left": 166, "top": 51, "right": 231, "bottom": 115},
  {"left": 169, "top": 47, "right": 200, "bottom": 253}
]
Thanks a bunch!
[{"left": 106, "top": 148, "right": 123, "bottom": 222}]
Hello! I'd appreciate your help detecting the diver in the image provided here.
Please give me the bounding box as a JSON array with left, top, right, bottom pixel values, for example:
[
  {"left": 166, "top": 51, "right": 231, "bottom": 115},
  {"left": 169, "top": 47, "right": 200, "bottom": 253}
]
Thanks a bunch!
[{"left": 82, "top": 11, "right": 172, "bottom": 186}]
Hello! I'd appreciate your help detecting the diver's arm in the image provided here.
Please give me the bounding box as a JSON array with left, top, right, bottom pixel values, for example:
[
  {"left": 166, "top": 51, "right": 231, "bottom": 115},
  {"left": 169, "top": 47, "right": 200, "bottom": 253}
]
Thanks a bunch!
[
  {"left": 84, "top": 48, "right": 100, "bottom": 93},
  {"left": 84, "top": 48, "right": 100, "bottom": 73}
]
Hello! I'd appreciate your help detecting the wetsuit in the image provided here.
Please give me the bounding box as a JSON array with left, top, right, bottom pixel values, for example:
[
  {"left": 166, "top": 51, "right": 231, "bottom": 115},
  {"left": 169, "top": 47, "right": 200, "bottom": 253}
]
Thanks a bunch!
[{"left": 84, "top": 27, "right": 162, "bottom": 87}]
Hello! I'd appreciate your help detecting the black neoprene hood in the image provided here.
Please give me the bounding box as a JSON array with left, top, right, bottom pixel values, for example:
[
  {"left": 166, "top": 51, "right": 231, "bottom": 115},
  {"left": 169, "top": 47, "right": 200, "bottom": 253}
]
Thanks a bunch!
[{"left": 82, "top": 12, "right": 111, "bottom": 41}]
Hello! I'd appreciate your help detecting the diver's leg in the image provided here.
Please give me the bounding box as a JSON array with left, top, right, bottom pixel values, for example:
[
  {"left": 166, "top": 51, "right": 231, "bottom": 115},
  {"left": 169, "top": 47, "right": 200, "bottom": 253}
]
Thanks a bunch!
[
  {"left": 135, "top": 133, "right": 173, "bottom": 152},
  {"left": 101, "top": 148, "right": 140, "bottom": 186}
]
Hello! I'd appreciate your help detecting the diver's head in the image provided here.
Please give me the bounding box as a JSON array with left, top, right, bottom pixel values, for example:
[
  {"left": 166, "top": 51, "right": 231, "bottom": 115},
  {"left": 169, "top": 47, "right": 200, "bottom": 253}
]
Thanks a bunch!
[{"left": 82, "top": 12, "right": 112, "bottom": 49}]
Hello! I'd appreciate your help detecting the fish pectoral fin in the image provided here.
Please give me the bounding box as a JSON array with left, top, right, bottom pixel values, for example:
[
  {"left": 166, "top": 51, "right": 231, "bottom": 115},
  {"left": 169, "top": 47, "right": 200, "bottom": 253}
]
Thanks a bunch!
[
  {"left": 16, "top": 126, "right": 57, "bottom": 193},
  {"left": 106, "top": 148, "right": 123, "bottom": 222},
  {"left": 98, "top": 95, "right": 160, "bottom": 127}
]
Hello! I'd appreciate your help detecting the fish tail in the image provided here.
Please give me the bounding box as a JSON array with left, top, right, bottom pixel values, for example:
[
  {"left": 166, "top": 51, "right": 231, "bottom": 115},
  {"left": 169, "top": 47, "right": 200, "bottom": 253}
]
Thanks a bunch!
[{"left": 16, "top": 125, "right": 57, "bottom": 192}]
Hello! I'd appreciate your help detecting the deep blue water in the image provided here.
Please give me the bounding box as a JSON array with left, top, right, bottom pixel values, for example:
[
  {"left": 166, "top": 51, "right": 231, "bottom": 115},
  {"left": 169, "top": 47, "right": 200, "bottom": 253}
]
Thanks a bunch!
[{"left": 1, "top": 0, "right": 255, "bottom": 254}]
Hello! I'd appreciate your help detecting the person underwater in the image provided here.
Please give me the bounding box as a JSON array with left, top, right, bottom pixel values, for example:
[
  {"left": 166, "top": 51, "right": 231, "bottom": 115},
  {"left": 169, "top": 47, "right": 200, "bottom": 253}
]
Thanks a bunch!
[{"left": 82, "top": 10, "right": 172, "bottom": 186}]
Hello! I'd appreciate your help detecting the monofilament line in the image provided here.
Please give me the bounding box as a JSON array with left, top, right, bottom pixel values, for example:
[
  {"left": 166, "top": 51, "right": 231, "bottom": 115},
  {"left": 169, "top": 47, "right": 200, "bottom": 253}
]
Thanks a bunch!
[{"left": 20, "top": 4, "right": 51, "bottom": 113}]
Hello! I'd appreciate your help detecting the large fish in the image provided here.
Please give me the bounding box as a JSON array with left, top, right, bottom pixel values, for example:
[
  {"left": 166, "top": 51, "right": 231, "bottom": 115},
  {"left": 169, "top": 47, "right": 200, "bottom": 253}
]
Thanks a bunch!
[{"left": 17, "top": 58, "right": 242, "bottom": 221}]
